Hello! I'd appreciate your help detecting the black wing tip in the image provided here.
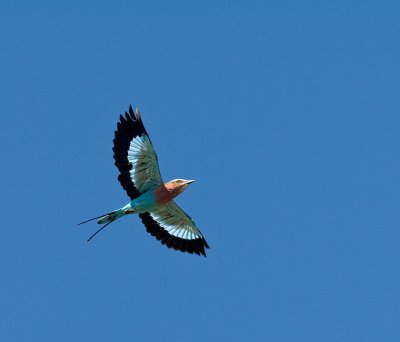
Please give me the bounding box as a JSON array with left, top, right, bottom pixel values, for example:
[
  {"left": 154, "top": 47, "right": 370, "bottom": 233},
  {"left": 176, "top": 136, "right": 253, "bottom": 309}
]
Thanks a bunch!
[
  {"left": 140, "top": 214, "right": 209, "bottom": 257},
  {"left": 128, "top": 104, "right": 139, "bottom": 119},
  {"left": 172, "top": 238, "right": 209, "bottom": 257},
  {"left": 115, "top": 104, "right": 145, "bottom": 135},
  {"left": 125, "top": 104, "right": 139, "bottom": 120},
  {"left": 113, "top": 104, "right": 148, "bottom": 200},
  {"left": 118, "top": 105, "right": 137, "bottom": 124}
]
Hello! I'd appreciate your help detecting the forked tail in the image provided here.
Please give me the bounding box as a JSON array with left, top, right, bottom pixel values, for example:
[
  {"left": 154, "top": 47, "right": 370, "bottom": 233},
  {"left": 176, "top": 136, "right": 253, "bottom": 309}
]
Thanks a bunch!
[
  {"left": 77, "top": 208, "right": 126, "bottom": 242},
  {"left": 97, "top": 209, "right": 125, "bottom": 224}
]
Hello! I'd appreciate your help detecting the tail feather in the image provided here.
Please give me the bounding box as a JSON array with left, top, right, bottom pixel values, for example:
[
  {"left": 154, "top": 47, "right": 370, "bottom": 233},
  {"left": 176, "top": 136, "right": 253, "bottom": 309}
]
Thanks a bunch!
[
  {"left": 77, "top": 213, "right": 112, "bottom": 226},
  {"left": 87, "top": 221, "right": 114, "bottom": 242},
  {"left": 97, "top": 209, "right": 125, "bottom": 224},
  {"left": 78, "top": 208, "right": 127, "bottom": 242},
  {"left": 78, "top": 209, "right": 125, "bottom": 226}
]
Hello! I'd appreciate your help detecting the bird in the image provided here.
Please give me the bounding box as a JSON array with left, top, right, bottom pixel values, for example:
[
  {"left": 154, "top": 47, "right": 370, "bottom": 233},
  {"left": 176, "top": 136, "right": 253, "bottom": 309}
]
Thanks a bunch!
[{"left": 78, "top": 105, "right": 210, "bottom": 256}]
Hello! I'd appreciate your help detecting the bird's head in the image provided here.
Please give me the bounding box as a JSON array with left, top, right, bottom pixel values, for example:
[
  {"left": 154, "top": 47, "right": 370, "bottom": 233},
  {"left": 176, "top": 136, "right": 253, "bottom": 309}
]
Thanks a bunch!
[{"left": 165, "top": 178, "right": 194, "bottom": 195}]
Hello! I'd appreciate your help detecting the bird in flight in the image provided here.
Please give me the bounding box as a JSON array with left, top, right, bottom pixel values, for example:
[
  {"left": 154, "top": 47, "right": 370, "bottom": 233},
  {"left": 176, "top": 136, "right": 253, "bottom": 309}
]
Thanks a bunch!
[{"left": 79, "top": 105, "right": 210, "bottom": 256}]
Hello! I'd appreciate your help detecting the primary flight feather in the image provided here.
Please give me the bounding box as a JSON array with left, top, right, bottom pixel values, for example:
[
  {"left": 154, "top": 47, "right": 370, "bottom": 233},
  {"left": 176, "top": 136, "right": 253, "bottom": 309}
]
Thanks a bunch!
[{"left": 79, "top": 105, "right": 209, "bottom": 256}]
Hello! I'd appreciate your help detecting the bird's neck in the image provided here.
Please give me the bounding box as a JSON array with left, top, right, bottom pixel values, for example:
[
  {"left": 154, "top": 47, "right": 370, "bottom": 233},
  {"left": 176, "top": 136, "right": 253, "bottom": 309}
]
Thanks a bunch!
[{"left": 154, "top": 184, "right": 181, "bottom": 205}]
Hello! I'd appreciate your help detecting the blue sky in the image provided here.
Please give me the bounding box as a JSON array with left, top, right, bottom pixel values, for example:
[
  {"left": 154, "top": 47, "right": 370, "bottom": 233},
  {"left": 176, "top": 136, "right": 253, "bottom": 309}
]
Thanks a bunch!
[{"left": 1, "top": 1, "right": 400, "bottom": 341}]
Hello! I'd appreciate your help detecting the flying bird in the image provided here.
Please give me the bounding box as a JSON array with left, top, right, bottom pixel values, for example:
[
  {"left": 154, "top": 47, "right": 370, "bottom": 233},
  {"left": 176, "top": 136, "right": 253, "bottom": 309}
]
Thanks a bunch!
[{"left": 79, "top": 105, "right": 209, "bottom": 256}]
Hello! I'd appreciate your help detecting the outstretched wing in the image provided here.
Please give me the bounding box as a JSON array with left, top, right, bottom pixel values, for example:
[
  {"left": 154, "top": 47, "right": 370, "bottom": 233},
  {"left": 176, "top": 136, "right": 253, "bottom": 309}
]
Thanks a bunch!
[
  {"left": 113, "top": 105, "right": 163, "bottom": 199},
  {"left": 139, "top": 202, "right": 210, "bottom": 256}
]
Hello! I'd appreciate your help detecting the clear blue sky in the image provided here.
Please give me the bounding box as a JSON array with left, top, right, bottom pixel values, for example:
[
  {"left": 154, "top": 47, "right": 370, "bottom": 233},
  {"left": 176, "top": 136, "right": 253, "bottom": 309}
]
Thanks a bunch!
[{"left": 1, "top": 1, "right": 400, "bottom": 341}]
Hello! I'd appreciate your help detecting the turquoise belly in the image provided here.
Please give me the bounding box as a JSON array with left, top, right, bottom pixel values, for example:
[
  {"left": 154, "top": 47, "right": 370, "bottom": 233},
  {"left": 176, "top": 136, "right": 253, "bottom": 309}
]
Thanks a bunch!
[{"left": 129, "top": 190, "right": 158, "bottom": 213}]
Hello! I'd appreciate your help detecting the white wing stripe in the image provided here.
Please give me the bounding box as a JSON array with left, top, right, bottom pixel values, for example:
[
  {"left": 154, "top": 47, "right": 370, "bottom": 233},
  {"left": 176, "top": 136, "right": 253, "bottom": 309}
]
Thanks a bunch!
[
  {"left": 149, "top": 203, "right": 203, "bottom": 241},
  {"left": 127, "top": 135, "right": 162, "bottom": 192}
]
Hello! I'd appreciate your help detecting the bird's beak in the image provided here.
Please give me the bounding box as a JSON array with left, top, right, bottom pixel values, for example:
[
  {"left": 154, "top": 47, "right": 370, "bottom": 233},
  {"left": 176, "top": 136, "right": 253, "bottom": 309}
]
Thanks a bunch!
[{"left": 186, "top": 179, "right": 195, "bottom": 184}]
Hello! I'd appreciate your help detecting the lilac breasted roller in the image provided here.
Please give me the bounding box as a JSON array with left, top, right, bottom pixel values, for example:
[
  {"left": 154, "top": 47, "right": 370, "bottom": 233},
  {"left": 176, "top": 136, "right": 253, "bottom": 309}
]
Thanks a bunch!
[{"left": 79, "top": 105, "right": 210, "bottom": 256}]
